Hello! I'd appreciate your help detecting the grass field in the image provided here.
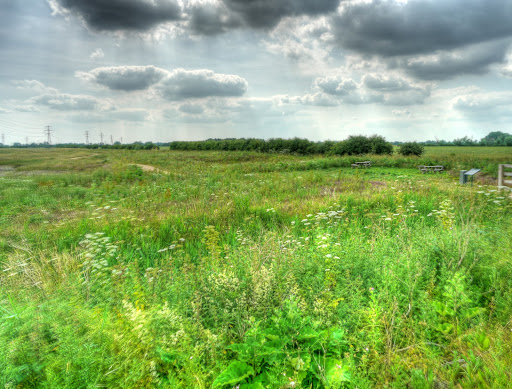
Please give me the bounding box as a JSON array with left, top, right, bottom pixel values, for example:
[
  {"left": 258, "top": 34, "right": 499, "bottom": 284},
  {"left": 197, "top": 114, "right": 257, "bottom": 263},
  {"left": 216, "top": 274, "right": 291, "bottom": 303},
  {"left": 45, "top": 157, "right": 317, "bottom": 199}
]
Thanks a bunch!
[{"left": 0, "top": 147, "right": 511, "bottom": 388}]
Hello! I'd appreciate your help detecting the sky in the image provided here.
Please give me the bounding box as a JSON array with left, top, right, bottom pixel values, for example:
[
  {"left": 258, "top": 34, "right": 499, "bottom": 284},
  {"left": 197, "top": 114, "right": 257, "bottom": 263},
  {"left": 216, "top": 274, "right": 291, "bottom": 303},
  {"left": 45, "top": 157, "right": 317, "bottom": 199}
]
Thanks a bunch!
[{"left": 2, "top": 0, "right": 512, "bottom": 145}]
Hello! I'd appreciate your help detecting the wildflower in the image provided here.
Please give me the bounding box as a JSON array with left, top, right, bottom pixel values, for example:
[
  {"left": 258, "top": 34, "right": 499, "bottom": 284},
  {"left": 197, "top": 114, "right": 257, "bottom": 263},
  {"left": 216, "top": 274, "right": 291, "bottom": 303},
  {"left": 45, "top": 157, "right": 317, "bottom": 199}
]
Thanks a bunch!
[{"left": 369, "top": 287, "right": 374, "bottom": 292}]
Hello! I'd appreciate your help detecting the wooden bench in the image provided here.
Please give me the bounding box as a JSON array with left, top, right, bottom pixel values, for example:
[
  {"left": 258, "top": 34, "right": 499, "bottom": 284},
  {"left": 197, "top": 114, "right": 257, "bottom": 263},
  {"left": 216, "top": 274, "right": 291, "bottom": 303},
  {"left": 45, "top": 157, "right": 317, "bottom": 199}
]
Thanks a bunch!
[
  {"left": 351, "top": 161, "right": 371, "bottom": 168},
  {"left": 418, "top": 165, "right": 444, "bottom": 173}
]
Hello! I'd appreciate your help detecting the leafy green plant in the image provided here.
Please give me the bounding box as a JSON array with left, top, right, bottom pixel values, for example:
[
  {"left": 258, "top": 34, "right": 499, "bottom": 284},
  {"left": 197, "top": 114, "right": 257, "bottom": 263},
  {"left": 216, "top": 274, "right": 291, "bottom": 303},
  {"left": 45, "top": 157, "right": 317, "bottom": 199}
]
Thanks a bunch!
[
  {"left": 213, "top": 298, "right": 350, "bottom": 388},
  {"left": 433, "top": 272, "right": 484, "bottom": 337}
]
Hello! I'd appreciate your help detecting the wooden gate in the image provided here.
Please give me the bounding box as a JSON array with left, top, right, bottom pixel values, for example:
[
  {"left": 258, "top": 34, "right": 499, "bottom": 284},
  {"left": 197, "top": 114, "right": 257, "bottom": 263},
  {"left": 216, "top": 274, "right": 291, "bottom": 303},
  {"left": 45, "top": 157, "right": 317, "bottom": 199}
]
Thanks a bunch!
[{"left": 498, "top": 164, "right": 512, "bottom": 188}]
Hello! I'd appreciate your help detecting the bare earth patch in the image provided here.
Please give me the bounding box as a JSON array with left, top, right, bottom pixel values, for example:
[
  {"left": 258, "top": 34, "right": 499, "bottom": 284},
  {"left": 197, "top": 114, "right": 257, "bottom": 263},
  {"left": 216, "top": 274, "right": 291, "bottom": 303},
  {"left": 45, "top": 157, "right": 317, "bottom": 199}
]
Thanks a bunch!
[
  {"left": 0, "top": 166, "right": 15, "bottom": 175},
  {"left": 131, "top": 164, "right": 169, "bottom": 174}
]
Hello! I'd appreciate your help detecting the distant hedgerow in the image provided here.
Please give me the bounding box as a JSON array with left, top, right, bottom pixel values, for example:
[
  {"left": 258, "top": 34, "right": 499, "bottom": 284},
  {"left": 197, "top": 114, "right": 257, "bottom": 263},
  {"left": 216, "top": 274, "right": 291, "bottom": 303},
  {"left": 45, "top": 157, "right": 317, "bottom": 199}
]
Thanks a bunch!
[{"left": 169, "top": 135, "right": 394, "bottom": 156}]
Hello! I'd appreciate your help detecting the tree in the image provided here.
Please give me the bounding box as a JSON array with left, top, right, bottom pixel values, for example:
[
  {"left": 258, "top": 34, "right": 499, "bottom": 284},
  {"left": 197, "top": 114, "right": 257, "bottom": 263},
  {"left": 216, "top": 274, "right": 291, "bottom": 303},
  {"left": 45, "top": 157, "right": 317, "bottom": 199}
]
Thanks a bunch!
[
  {"left": 398, "top": 142, "right": 424, "bottom": 157},
  {"left": 480, "top": 131, "right": 511, "bottom": 146},
  {"left": 369, "top": 135, "right": 393, "bottom": 155},
  {"left": 340, "top": 135, "right": 372, "bottom": 155}
]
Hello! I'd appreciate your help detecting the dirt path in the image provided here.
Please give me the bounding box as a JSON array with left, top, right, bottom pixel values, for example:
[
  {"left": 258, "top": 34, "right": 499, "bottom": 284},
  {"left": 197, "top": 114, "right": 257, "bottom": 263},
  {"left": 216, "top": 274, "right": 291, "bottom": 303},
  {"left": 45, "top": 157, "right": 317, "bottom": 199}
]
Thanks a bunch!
[{"left": 131, "top": 164, "right": 169, "bottom": 174}]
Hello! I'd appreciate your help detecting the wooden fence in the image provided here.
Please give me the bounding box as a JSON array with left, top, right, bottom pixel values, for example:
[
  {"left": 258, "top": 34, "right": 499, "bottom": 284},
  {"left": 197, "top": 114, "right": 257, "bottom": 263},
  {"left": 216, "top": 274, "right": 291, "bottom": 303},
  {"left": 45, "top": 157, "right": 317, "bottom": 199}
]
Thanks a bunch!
[{"left": 498, "top": 164, "right": 512, "bottom": 188}]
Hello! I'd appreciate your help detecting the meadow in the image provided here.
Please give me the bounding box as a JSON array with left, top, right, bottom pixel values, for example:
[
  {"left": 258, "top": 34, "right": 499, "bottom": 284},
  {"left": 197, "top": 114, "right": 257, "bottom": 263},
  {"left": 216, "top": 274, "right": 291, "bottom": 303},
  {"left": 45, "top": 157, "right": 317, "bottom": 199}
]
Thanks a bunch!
[{"left": 0, "top": 147, "right": 511, "bottom": 388}]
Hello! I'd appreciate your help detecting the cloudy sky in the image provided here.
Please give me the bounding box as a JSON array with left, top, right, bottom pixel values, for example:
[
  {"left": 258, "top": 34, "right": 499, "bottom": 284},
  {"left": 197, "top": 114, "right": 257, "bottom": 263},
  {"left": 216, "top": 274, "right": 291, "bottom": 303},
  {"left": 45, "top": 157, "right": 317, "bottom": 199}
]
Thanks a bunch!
[{"left": 2, "top": 0, "right": 512, "bottom": 144}]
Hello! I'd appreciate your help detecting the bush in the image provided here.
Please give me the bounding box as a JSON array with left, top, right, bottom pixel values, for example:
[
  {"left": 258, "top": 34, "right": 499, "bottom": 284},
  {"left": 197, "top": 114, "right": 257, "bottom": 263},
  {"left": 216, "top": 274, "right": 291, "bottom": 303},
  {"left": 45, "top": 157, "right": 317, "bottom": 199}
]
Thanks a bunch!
[
  {"left": 333, "top": 135, "right": 393, "bottom": 156},
  {"left": 339, "top": 135, "right": 372, "bottom": 155},
  {"left": 369, "top": 135, "right": 394, "bottom": 155},
  {"left": 398, "top": 142, "right": 425, "bottom": 156}
]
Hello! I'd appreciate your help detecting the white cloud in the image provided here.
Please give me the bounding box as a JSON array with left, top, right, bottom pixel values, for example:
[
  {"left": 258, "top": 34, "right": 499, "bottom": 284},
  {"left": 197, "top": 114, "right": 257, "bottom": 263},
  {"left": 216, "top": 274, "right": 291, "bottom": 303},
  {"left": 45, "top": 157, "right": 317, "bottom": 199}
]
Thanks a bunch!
[
  {"left": 453, "top": 91, "right": 512, "bottom": 112},
  {"left": 12, "top": 80, "right": 58, "bottom": 94},
  {"left": 89, "top": 48, "right": 105, "bottom": 59},
  {"left": 392, "top": 109, "right": 411, "bottom": 117},
  {"left": 156, "top": 68, "right": 248, "bottom": 100},
  {"left": 30, "top": 92, "right": 115, "bottom": 111},
  {"left": 312, "top": 72, "right": 430, "bottom": 106}
]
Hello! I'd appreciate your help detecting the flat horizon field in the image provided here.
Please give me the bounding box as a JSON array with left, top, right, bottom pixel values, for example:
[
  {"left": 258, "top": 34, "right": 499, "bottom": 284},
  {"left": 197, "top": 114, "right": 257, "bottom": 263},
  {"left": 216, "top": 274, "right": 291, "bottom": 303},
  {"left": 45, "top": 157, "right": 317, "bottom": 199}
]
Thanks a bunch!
[{"left": 0, "top": 147, "right": 511, "bottom": 388}]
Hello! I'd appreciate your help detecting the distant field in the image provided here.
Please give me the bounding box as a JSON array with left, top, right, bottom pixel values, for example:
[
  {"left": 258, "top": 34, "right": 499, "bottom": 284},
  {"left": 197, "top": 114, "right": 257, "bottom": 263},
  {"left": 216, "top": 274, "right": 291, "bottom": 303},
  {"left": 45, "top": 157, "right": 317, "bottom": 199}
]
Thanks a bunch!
[{"left": 0, "top": 147, "right": 511, "bottom": 388}]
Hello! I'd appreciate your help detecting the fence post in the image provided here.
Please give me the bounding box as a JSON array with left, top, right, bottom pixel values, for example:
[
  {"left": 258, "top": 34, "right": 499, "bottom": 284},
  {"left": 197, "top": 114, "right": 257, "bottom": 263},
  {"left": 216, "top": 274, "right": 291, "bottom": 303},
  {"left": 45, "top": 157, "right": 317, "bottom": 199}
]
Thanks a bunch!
[
  {"left": 459, "top": 170, "right": 467, "bottom": 184},
  {"left": 498, "top": 164, "right": 503, "bottom": 187}
]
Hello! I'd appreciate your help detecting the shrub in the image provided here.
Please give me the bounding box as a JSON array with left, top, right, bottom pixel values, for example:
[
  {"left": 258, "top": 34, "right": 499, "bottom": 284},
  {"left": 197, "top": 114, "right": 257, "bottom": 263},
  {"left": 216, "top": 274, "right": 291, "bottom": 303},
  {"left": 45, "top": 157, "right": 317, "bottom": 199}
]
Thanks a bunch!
[
  {"left": 369, "top": 135, "right": 394, "bottom": 155},
  {"left": 337, "top": 135, "right": 372, "bottom": 155},
  {"left": 398, "top": 142, "right": 425, "bottom": 156}
]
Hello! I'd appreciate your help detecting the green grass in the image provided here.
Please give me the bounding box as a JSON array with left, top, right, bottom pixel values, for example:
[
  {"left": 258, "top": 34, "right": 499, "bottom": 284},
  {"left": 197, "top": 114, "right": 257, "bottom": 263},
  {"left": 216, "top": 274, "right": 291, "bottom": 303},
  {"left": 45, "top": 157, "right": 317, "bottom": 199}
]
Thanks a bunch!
[{"left": 0, "top": 147, "right": 511, "bottom": 388}]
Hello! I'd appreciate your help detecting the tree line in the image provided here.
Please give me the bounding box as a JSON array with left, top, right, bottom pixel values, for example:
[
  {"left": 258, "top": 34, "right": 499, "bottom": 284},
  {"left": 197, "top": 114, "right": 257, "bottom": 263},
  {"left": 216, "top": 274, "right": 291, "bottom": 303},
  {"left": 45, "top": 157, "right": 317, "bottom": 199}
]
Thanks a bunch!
[
  {"left": 418, "top": 131, "right": 512, "bottom": 146},
  {"left": 169, "top": 136, "right": 396, "bottom": 155},
  {"left": 1, "top": 131, "right": 510, "bottom": 151}
]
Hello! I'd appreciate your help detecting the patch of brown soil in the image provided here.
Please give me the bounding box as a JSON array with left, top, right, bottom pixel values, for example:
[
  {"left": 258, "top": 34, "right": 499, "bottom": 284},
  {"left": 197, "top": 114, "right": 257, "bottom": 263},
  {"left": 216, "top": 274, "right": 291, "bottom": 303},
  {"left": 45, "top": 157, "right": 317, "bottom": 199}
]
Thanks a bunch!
[
  {"left": 131, "top": 164, "right": 169, "bottom": 174},
  {"left": 0, "top": 166, "right": 15, "bottom": 175}
]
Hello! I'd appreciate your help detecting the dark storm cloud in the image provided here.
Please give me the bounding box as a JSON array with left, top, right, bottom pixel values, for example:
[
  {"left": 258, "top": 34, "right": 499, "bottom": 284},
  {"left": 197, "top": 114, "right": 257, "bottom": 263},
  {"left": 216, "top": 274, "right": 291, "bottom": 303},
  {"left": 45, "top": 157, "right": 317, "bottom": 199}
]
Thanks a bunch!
[
  {"left": 331, "top": 0, "right": 512, "bottom": 56},
  {"left": 187, "top": 2, "right": 242, "bottom": 36},
  {"left": 396, "top": 41, "right": 510, "bottom": 80},
  {"left": 221, "top": 0, "right": 340, "bottom": 29},
  {"left": 156, "top": 69, "right": 248, "bottom": 100},
  {"left": 77, "top": 66, "right": 167, "bottom": 91},
  {"left": 50, "top": 0, "right": 182, "bottom": 31},
  {"left": 51, "top": 0, "right": 341, "bottom": 34}
]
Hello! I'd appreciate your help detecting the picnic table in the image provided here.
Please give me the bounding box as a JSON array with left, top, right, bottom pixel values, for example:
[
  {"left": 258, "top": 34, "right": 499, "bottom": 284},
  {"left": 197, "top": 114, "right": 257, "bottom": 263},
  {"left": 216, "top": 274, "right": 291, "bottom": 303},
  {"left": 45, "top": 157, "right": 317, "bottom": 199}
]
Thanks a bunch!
[
  {"left": 351, "top": 161, "right": 371, "bottom": 168},
  {"left": 418, "top": 165, "right": 444, "bottom": 173}
]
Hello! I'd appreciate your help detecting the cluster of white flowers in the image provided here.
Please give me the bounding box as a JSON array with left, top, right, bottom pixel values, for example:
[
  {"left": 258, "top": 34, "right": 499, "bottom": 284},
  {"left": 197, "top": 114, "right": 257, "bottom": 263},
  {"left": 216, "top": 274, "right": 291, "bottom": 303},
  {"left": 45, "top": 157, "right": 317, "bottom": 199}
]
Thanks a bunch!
[
  {"left": 80, "top": 232, "right": 119, "bottom": 286},
  {"left": 299, "top": 207, "right": 346, "bottom": 227},
  {"left": 476, "top": 186, "right": 510, "bottom": 205}
]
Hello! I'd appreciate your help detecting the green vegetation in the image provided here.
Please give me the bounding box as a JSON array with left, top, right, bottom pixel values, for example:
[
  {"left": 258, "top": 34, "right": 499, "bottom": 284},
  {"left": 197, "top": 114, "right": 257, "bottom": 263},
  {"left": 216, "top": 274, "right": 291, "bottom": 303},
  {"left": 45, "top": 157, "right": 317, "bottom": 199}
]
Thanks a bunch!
[
  {"left": 0, "top": 148, "right": 511, "bottom": 388},
  {"left": 398, "top": 142, "right": 425, "bottom": 157},
  {"left": 169, "top": 135, "right": 394, "bottom": 156}
]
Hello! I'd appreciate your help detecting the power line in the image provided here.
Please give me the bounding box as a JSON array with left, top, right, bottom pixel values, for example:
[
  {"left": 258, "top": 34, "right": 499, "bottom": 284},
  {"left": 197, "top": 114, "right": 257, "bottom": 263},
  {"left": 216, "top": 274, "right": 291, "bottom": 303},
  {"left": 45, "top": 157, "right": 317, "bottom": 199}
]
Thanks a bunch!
[
  {"left": 110, "top": 135, "right": 113, "bottom": 145},
  {"left": 0, "top": 117, "right": 44, "bottom": 130},
  {"left": 100, "top": 132, "right": 104, "bottom": 145},
  {"left": 1, "top": 133, "right": 4, "bottom": 145},
  {"left": 44, "top": 125, "right": 52, "bottom": 145},
  {"left": 85, "top": 131, "right": 89, "bottom": 145},
  {"left": 0, "top": 124, "right": 45, "bottom": 136}
]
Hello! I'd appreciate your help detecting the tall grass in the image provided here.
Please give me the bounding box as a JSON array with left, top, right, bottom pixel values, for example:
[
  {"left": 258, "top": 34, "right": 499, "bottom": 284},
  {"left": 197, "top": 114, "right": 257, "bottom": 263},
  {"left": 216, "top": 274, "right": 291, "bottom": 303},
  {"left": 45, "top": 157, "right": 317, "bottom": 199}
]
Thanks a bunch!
[{"left": 0, "top": 148, "right": 511, "bottom": 388}]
